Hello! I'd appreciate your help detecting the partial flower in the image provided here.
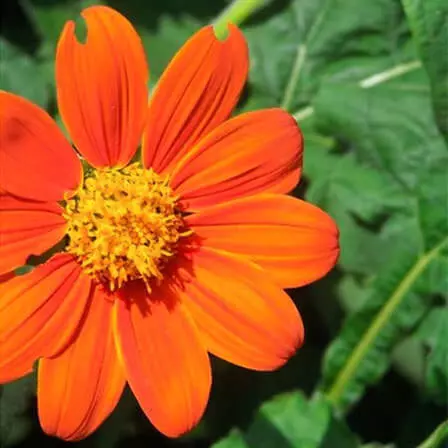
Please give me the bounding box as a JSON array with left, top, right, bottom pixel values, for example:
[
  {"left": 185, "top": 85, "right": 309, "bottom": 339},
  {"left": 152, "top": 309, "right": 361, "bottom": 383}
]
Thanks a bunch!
[{"left": 0, "top": 5, "right": 339, "bottom": 442}]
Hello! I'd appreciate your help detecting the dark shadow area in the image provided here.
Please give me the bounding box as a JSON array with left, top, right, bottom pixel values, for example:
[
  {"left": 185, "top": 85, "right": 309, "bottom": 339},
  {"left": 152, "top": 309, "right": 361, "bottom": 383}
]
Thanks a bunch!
[
  {"left": 244, "top": 0, "right": 291, "bottom": 27},
  {"left": 0, "top": 0, "right": 40, "bottom": 54},
  {"left": 106, "top": 0, "right": 227, "bottom": 31},
  {"left": 346, "top": 369, "right": 435, "bottom": 445}
]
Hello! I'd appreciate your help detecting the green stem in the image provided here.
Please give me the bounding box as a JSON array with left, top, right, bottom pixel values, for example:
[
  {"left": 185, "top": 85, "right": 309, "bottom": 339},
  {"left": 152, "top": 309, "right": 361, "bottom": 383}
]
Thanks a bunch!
[
  {"left": 281, "top": 45, "right": 307, "bottom": 111},
  {"left": 292, "top": 106, "right": 314, "bottom": 122},
  {"left": 417, "top": 421, "right": 448, "bottom": 448},
  {"left": 359, "top": 60, "right": 422, "bottom": 88},
  {"left": 213, "top": 0, "right": 267, "bottom": 38},
  {"left": 326, "top": 235, "right": 448, "bottom": 408}
]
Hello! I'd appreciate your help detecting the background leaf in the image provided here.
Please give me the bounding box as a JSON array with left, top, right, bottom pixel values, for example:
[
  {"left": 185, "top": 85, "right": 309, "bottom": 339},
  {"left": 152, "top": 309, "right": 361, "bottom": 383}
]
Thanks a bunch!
[
  {"left": 242, "top": 0, "right": 414, "bottom": 112},
  {"left": 314, "top": 78, "right": 448, "bottom": 410},
  {"left": 401, "top": 0, "right": 448, "bottom": 140},
  {"left": 416, "top": 308, "right": 448, "bottom": 405},
  {"left": 0, "top": 373, "right": 36, "bottom": 447},
  {"left": 213, "top": 392, "right": 359, "bottom": 448},
  {"left": 0, "top": 38, "right": 49, "bottom": 106}
]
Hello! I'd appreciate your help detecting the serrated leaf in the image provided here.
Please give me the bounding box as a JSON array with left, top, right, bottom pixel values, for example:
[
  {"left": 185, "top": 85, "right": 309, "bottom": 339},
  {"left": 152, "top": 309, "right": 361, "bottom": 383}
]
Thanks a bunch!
[
  {"left": 314, "top": 81, "right": 446, "bottom": 190},
  {"left": 416, "top": 308, "right": 448, "bottom": 405},
  {"left": 243, "top": 0, "right": 414, "bottom": 112},
  {"left": 0, "top": 374, "right": 35, "bottom": 447},
  {"left": 303, "top": 125, "right": 406, "bottom": 275},
  {"left": 213, "top": 392, "right": 359, "bottom": 448},
  {"left": 401, "top": 0, "right": 448, "bottom": 140},
  {"left": 314, "top": 77, "right": 448, "bottom": 410},
  {"left": 0, "top": 38, "right": 49, "bottom": 107}
]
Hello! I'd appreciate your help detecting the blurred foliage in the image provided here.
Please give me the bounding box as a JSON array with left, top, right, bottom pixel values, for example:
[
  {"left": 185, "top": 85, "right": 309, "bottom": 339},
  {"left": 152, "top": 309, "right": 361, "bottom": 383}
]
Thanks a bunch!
[{"left": 0, "top": 0, "right": 447, "bottom": 447}]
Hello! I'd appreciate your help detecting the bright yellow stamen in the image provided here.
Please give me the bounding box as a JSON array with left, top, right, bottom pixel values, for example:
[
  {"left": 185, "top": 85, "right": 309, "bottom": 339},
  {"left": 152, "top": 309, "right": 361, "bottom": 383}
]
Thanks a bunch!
[{"left": 64, "top": 163, "right": 189, "bottom": 292}]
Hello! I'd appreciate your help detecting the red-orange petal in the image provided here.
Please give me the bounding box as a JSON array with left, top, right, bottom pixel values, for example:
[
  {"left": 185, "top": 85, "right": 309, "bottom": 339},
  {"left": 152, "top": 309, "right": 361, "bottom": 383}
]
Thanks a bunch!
[
  {"left": 187, "top": 194, "right": 339, "bottom": 288},
  {"left": 170, "top": 109, "right": 302, "bottom": 211},
  {"left": 0, "top": 254, "right": 91, "bottom": 383},
  {"left": 0, "top": 195, "right": 67, "bottom": 275},
  {"left": 38, "top": 285, "right": 125, "bottom": 441},
  {"left": 0, "top": 91, "right": 82, "bottom": 201},
  {"left": 114, "top": 282, "right": 211, "bottom": 437},
  {"left": 142, "top": 24, "right": 248, "bottom": 174},
  {"left": 56, "top": 6, "right": 149, "bottom": 168},
  {"left": 178, "top": 247, "right": 304, "bottom": 371}
]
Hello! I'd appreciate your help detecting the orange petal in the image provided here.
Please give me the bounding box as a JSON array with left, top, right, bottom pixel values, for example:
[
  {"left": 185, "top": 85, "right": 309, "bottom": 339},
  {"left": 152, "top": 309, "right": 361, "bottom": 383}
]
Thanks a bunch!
[
  {"left": 0, "top": 254, "right": 91, "bottom": 383},
  {"left": 0, "top": 91, "right": 82, "bottom": 201},
  {"left": 170, "top": 109, "right": 302, "bottom": 211},
  {"left": 187, "top": 194, "right": 339, "bottom": 288},
  {"left": 142, "top": 24, "right": 248, "bottom": 174},
  {"left": 114, "top": 282, "right": 211, "bottom": 437},
  {"left": 0, "top": 195, "right": 67, "bottom": 275},
  {"left": 38, "top": 285, "right": 125, "bottom": 441},
  {"left": 178, "top": 247, "right": 304, "bottom": 371},
  {"left": 56, "top": 6, "right": 149, "bottom": 168}
]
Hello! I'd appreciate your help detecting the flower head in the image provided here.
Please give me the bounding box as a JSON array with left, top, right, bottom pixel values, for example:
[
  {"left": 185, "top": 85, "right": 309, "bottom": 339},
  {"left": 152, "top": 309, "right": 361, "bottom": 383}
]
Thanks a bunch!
[{"left": 0, "top": 5, "right": 339, "bottom": 441}]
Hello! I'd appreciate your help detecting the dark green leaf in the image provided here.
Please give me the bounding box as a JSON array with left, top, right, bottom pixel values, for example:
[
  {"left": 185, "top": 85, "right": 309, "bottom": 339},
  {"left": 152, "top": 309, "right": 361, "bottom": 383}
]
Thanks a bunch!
[
  {"left": 0, "top": 374, "right": 35, "bottom": 447},
  {"left": 243, "top": 0, "right": 414, "bottom": 112},
  {"left": 213, "top": 430, "right": 249, "bottom": 448},
  {"left": 417, "top": 308, "right": 448, "bottom": 405},
  {"left": 314, "top": 77, "right": 448, "bottom": 410},
  {"left": 303, "top": 123, "right": 406, "bottom": 275},
  {"left": 0, "top": 38, "right": 49, "bottom": 107},
  {"left": 401, "top": 0, "right": 448, "bottom": 140},
  {"left": 213, "top": 392, "right": 359, "bottom": 448}
]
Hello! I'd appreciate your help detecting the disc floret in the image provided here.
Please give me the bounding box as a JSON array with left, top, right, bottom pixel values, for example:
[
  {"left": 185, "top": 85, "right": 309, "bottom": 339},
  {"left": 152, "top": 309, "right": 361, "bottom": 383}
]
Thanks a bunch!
[{"left": 64, "top": 163, "right": 188, "bottom": 291}]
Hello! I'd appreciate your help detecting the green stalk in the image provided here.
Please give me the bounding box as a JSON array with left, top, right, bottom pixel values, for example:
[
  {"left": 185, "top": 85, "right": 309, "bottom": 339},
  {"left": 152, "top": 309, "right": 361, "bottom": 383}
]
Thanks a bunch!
[
  {"left": 326, "top": 236, "right": 448, "bottom": 408},
  {"left": 213, "top": 0, "right": 267, "bottom": 38},
  {"left": 417, "top": 421, "right": 448, "bottom": 448}
]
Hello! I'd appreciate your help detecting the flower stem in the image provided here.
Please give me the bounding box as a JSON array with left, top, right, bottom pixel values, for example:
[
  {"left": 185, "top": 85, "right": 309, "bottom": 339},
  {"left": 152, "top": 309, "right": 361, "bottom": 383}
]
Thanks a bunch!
[{"left": 213, "top": 0, "right": 267, "bottom": 38}]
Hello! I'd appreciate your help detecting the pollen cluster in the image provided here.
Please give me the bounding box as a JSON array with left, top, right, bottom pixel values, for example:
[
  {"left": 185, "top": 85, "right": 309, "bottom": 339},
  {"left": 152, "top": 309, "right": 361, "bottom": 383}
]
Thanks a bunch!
[{"left": 64, "top": 163, "right": 188, "bottom": 291}]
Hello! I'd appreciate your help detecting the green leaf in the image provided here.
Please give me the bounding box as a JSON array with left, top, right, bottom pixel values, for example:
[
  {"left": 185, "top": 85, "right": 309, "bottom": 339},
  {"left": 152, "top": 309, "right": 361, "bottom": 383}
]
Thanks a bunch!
[
  {"left": 0, "top": 374, "right": 35, "bottom": 447},
  {"left": 0, "top": 38, "right": 49, "bottom": 107},
  {"left": 213, "top": 430, "right": 249, "bottom": 448},
  {"left": 213, "top": 392, "right": 359, "bottom": 448},
  {"left": 242, "top": 0, "right": 414, "bottom": 112},
  {"left": 303, "top": 124, "right": 406, "bottom": 275},
  {"left": 314, "top": 76, "right": 448, "bottom": 410},
  {"left": 417, "top": 308, "right": 448, "bottom": 405},
  {"left": 401, "top": 0, "right": 448, "bottom": 140},
  {"left": 362, "top": 444, "right": 395, "bottom": 448}
]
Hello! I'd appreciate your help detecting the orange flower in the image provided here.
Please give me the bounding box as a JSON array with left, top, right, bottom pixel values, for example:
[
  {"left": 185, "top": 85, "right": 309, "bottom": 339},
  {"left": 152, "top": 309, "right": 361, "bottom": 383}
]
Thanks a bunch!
[{"left": 0, "top": 5, "right": 339, "bottom": 441}]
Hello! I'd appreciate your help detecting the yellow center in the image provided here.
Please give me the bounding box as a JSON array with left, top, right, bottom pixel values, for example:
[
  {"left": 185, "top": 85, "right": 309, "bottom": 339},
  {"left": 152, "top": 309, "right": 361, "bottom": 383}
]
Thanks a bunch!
[{"left": 64, "top": 163, "right": 189, "bottom": 292}]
